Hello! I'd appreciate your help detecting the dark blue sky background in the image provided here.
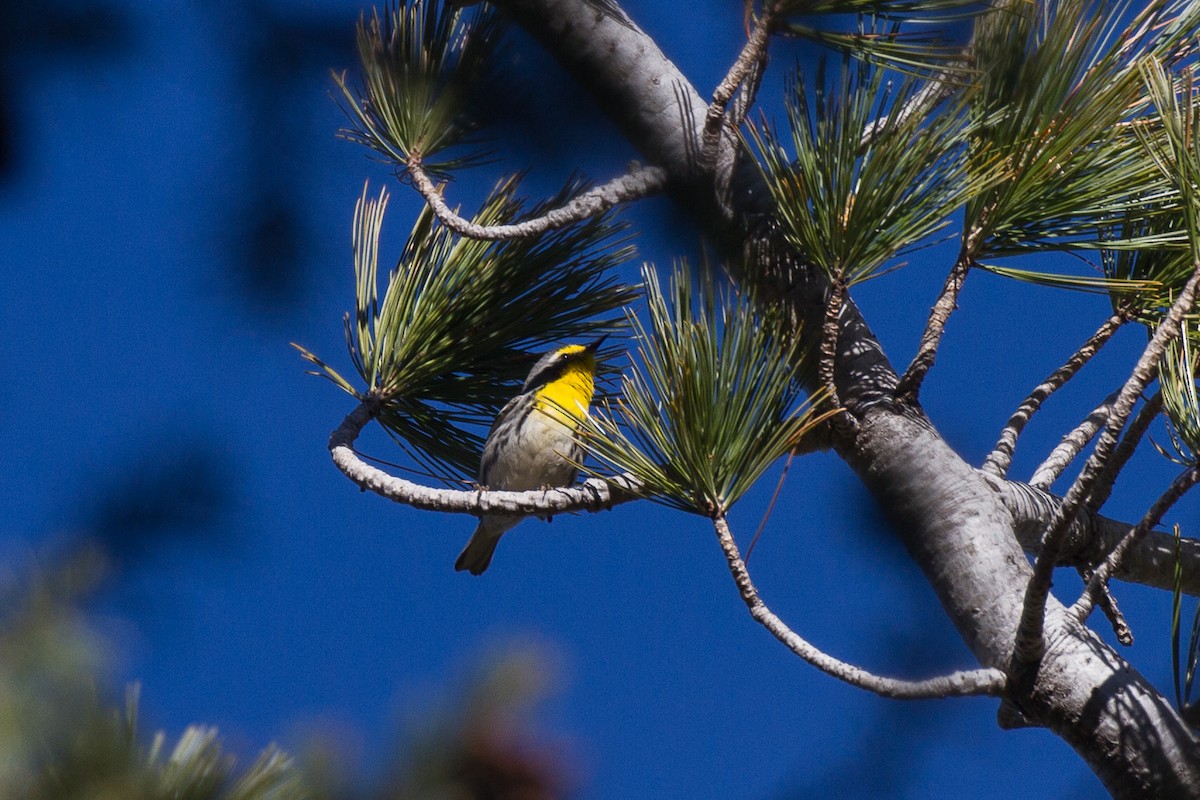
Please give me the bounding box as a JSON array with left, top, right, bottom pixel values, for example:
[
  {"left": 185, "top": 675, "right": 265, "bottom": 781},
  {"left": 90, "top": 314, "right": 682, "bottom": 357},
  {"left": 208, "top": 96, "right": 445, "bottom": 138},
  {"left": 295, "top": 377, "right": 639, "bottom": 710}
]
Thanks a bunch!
[{"left": 3, "top": 1, "right": 1196, "bottom": 798}]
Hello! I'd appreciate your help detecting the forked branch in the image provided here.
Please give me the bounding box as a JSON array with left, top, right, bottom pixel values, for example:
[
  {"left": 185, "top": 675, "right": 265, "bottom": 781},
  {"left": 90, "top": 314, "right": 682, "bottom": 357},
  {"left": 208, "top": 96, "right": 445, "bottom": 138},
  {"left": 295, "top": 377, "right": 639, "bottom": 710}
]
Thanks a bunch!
[
  {"left": 712, "top": 514, "right": 1007, "bottom": 699},
  {"left": 1014, "top": 262, "right": 1200, "bottom": 665}
]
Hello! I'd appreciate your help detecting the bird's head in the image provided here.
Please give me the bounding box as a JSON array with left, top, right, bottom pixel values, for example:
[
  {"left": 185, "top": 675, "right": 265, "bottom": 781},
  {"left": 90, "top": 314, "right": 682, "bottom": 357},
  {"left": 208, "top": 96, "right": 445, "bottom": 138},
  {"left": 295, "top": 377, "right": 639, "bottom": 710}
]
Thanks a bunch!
[{"left": 522, "top": 335, "right": 607, "bottom": 393}]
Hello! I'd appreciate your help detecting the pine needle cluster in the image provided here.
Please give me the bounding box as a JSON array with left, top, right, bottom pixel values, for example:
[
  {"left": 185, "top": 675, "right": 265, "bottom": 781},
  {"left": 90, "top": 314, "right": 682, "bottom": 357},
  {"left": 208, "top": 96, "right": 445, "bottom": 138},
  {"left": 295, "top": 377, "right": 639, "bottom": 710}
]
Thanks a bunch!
[{"left": 583, "top": 263, "right": 832, "bottom": 516}]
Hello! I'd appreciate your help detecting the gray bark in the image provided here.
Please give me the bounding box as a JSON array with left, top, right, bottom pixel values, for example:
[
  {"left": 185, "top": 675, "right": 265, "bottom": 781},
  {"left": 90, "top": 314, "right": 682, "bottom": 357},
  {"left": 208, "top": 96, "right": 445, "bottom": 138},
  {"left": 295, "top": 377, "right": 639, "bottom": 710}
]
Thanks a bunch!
[{"left": 489, "top": 0, "right": 1200, "bottom": 796}]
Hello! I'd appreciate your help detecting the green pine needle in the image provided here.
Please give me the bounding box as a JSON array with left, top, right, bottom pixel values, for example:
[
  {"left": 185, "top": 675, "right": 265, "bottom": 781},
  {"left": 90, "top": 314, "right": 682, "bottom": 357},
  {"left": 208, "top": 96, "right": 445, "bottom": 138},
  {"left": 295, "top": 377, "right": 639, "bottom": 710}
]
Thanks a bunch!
[
  {"left": 751, "top": 55, "right": 969, "bottom": 285},
  {"left": 975, "top": 262, "right": 1164, "bottom": 297},
  {"left": 298, "top": 179, "right": 637, "bottom": 480},
  {"left": 1160, "top": 319, "right": 1200, "bottom": 464},
  {"left": 774, "top": 1, "right": 983, "bottom": 75},
  {"left": 334, "top": 0, "right": 504, "bottom": 176},
  {"left": 1133, "top": 56, "right": 1200, "bottom": 465},
  {"left": 583, "top": 262, "right": 832, "bottom": 516},
  {"left": 965, "top": 0, "right": 1200, "bottom": 258}
]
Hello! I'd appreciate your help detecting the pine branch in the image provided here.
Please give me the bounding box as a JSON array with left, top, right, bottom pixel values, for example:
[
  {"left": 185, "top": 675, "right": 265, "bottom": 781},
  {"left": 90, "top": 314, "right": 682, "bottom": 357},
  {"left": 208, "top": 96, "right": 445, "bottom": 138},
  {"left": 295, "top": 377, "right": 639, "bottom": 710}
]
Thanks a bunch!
[
  {"left": 1028, "top": 392, "right": 1115, "bottom": 489},
  {"left": 713, "top": 514, "right": 1006, "bottom": 699},
  {"left": 702, "top": 2, "right": 778, "bottom": 170},
  {"left": 820, "top": 278, "right": 847, "bottom": 413},
  {"left": 983, "top": 310, "right": 1128, "bottom": 479},
  {"left": 330, "top": 401, "right": 640, "bottom": 517},
  {"left": 406, "top": 157, "right": 667, "bottom": 240},
  {"left": 1087, "top": 390, "right": 1165, "bottom": 510},
  {"left": 992, "top": 474, "right": 1200, "bottom": 598},
  {"left": 1014, "top": 261, "right": 1200, "bottom": 666},
  {"left": 1081, "top": 566, "right": 1133, "bottom": 646},
  {"left": 896, "top": 250, "right": 971, "bottom": 402},
  {"left": 1072, "top": 465, "right": 1200, "bottom": 624}
]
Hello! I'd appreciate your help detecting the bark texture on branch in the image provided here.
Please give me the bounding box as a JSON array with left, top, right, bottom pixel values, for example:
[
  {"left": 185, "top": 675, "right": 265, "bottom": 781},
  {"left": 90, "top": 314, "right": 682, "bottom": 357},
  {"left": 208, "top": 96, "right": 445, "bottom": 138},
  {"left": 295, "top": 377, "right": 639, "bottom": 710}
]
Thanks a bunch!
[{"left": 488, "top": 1, "right": 1200, "bottom": 795}]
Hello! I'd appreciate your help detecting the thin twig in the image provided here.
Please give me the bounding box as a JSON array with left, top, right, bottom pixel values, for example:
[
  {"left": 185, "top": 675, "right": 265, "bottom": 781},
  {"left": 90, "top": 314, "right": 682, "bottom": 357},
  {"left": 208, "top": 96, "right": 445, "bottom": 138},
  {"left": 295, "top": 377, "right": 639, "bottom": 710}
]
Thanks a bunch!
[
  {"left": 1072, "top": 464, "right": 1200, "bottom": 623},
  {"left": 1028, "top": 393, "right": 1116, "bottom": 489},
  {"left": 330, "top": 401, "right": 641, "bottom": 516},
  {"left": 1013, "top": 262, "right": 1200, "bottom": 666},
  {"left": 406, "top": 157, "right": 667, "bottom": 240},
  {"left": 712, "top": 514, "right": 1007, "bottom": 698},
  {"left": 1087, "top": 391, "right": 1164, "bottom": 512},
  {"left": 702, "top": 2, "right": 777, "bottom": 169},
  {"left": 1078, "top": 565, "right": 1133, "bottom": 645},
  {"left": 983, "top": 311, "right": 1128, "bottom": 479},
  {"left": 896, "top": 251, "right": 972, "bottom": 403}
]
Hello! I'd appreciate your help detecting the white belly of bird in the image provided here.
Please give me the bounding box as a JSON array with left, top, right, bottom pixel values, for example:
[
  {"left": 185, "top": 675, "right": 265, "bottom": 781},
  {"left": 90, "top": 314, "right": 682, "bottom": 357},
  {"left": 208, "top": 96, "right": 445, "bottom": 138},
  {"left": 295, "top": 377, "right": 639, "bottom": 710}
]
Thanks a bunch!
[{"left": 487, "top": 411, "right": 580, "bottom": 492}]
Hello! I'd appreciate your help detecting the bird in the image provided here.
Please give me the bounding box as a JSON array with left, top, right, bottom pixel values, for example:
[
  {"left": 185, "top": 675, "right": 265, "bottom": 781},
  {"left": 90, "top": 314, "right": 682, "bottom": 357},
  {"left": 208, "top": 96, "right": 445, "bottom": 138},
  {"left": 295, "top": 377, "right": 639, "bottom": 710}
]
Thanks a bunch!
[{"left": 455, "top": 337, "right": 605, "bottom": 575}]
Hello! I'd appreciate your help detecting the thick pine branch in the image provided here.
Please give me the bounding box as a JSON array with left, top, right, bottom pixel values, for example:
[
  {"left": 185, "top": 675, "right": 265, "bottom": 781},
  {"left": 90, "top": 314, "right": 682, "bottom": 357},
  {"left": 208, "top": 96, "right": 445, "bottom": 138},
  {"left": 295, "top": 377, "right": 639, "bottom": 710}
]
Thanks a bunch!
[{"left": 994, "top": 475, "right": 1200, "bottom": 597}]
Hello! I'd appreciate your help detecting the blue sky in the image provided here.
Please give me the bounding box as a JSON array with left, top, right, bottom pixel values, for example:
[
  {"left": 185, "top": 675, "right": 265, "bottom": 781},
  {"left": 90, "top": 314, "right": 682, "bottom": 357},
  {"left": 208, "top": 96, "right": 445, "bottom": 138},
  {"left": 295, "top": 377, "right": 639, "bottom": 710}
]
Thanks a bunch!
[{"left": 3, "top": 1, "right": 1196, "bottom": 798}]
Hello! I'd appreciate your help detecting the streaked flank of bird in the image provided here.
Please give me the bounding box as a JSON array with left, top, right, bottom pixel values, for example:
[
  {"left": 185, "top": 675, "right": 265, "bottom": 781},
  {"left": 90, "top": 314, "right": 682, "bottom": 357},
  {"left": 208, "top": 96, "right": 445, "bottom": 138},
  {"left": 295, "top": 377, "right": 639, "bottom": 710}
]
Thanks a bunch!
[{"left": 455, "top": 337, "right": 605, "bottom": 574}]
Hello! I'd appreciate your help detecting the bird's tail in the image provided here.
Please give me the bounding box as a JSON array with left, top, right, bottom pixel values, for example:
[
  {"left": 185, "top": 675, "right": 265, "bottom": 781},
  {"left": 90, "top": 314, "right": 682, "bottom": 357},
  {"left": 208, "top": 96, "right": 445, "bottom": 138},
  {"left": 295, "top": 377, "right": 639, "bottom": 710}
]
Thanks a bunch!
[{"left": 454, "top": 516, "right": 517, "bottom": 575}]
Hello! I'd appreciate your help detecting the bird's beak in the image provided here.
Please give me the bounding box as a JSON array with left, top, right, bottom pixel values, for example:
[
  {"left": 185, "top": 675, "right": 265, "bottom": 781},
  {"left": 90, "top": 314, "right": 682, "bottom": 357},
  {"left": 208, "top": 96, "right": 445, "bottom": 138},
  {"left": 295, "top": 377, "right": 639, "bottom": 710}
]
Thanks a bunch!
[{"left": 586, "top": 334, "right": 609, "bottom": 352}]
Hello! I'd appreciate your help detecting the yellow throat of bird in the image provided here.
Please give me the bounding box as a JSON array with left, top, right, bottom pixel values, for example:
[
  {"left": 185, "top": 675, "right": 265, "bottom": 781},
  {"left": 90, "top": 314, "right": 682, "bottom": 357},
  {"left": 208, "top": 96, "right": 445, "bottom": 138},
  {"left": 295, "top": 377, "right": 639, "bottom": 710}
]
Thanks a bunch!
[{"left": 534, "top": 357, "right": 596, "bottom": 427}]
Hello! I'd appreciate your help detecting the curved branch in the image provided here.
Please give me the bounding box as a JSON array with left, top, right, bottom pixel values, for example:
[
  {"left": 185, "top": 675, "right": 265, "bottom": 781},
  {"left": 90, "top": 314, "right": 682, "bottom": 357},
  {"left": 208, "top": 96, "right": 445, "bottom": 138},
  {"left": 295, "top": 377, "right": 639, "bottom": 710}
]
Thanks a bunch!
[
  {"left": 984, "top": 311, "right": 1128, "bottom": 479},
  {"left": 407, "top": 157, "right": 668, "bottom": 240},
  {"left": 712, "top": 513, "right": 1007, "bottom": 699},
  {"left": 330, "top": 402, "right": 641, "bottom": 516}
]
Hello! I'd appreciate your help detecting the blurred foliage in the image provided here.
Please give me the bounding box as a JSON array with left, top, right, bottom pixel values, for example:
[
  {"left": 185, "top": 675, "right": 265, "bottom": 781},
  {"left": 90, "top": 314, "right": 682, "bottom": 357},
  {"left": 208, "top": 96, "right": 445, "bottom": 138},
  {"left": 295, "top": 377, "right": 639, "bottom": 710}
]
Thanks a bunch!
[
  {"left": 0, "top": 0, "right": 130, "bottom": 181},
  {"left": 380, "top": 648, "right": 571, "bottom": 800},
  {"left": 0, "top": 550, "right": 571, "bottom": 800}
]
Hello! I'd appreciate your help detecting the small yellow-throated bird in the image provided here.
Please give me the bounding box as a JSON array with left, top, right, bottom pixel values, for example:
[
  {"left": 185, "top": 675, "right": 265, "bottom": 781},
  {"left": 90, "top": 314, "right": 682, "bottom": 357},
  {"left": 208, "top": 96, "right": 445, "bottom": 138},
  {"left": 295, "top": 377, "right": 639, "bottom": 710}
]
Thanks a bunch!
[{"left": 455, "top": 337, "right": 605, "bottom": 575}]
